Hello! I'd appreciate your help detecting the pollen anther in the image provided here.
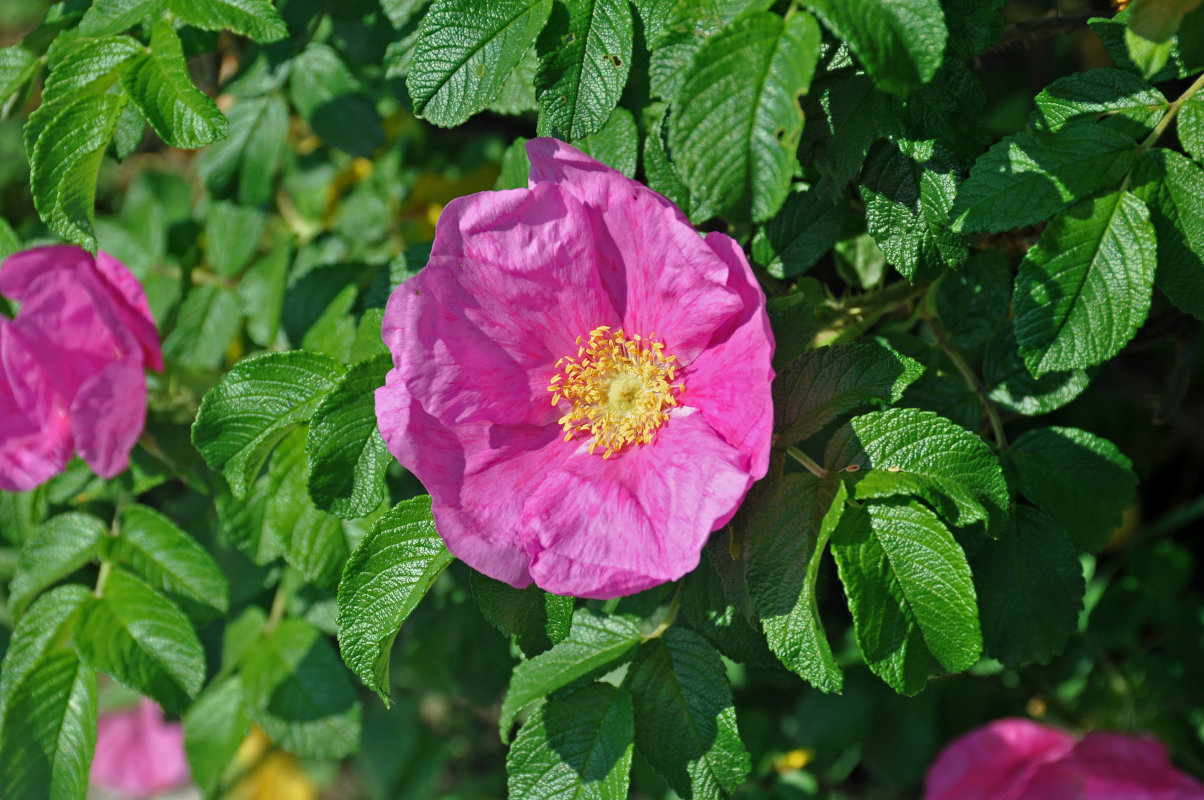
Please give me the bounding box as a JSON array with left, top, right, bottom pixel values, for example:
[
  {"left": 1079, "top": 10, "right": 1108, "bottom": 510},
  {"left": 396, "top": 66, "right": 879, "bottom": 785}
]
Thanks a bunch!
[{"left": 547, "top": 326, "right": 683, "bottom": 458}]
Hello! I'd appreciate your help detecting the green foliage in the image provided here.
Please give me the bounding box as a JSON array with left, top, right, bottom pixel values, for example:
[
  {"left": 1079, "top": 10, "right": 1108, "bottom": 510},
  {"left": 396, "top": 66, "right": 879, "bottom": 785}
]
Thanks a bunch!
[
  {"left": 183, "top": 677, "right": 251, "bottom": 797},
  {"left": 471, "top": 572, "right": 574, "bottom": 657},
  {"left": 8, "top": 513, "right": 105, "bottom": 619}
]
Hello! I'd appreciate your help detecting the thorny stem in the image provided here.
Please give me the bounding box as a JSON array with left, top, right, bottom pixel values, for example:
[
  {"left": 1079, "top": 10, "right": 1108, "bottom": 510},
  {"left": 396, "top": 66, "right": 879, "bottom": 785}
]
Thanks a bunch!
[
  {"left": 924, "top": 313, "right": 1008, "bottom": 448},
  {"left": 787, "top": 446, "right": 827, "bottom": 478}
]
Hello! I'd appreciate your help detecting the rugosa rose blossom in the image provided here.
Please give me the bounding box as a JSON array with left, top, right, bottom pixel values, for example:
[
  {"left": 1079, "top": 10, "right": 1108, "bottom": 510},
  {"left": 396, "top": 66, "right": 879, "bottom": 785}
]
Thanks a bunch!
[
  {"left": 376, "top": 138, "right": 774, "bottom": 599},
  {"left": 90, "top": 698, "right": 190, "bottom": 798},
  {"left": 0, "top": 245, "right": 162, "bottom": 491},
  {"left": 926, "top": 718, "right": 1204, "bottom": 800}
]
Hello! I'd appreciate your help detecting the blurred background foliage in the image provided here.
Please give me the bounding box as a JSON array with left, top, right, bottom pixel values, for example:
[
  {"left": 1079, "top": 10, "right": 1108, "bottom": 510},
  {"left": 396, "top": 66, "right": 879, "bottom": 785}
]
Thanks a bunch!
[{"left": 1, "top": 0, "right": 1203, "bottom": 798}]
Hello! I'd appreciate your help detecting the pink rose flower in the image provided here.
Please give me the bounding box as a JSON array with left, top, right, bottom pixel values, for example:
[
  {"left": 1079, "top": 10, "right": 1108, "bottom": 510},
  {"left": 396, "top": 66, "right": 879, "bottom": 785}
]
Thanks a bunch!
[
  {"left": 376, "top": 138, "right": 774, "bottom": 599},
  {"left": 0, "top": 245, "right": 162, "bottom": 491},
  {"left": 926, "top": 718, "right": 1204, "bottom": 800},
  {"left": 90, "top": 698, "right": 190, "bottom": 798}
]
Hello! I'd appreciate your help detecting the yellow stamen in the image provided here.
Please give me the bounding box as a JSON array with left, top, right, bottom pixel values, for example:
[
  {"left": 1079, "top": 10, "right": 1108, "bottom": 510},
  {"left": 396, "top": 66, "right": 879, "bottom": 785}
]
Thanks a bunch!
[{"left": 547, "top": 326, "right": 682, "bottom": 458}]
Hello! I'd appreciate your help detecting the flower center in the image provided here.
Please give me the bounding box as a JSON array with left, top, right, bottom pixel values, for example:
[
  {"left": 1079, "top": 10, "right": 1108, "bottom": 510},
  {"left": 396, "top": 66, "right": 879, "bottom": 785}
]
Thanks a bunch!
[{"left": 548, "top": 326, "right": 682, "bottom": 458}]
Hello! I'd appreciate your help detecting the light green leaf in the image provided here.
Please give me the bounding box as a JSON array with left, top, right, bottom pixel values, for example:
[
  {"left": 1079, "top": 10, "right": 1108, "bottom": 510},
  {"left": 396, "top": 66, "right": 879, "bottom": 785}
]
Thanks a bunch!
[
  {"left": 336, "top": 497, "right": 452, "bottom": 702},
  {"left": 122, "top": 20, "right": 228, "bottom": 149},
  {"left": 160, "top": 284, "right": 243, "bottom": 369},
  {"left": 571, "top": 106, "right": 638, "bottom": 177},
  {"left": 167, "top": 0, "right": 288, "bottom": 42},
  {"left": 648, "top": 0, "right": 770, "bottom": 101},
  {"left": 40, "top": 36, "right": 142, "bottom": 104},
  {"left": 826, "top": 408, "right": 1009, "bottom": 527},
  {"left": 501, "top": 609, "right": 643, "bottom": 740},
  {"left": 74, "top": 567, "right": 205, "bottom": 711},
  {"left": 196, "top": 93, "right": 289, "bottom": 205},
  {"left": 860, "top": 136, "right": 967, "bottom": 281},
  {"left": 831, "top": 499, "right": 981, "bottom": 694},
  {"left": 0, "top": 218, "right": 18, "bottom": 260},
  {"left": 8, "top": 513, "right": 105, "bottom": 619},
  {"left": 507, "top": 683, "right": 634, "bottom": 800},
  {"left": 1, "top": 44, "right": 39, "bottom": 118},
  {"left": 1013, "top": 190, "right": 1156, "bottom": 376},
  {"left": 289, "top": 43, "right": 382, "bottom": 157},
  {"left": 1005, "top": 426, "right": 1136, "bottom": 552},
  {"left": 191, "top": 350, "right": 346, "bottom": 497},
  {"left": 950, "top": 120, "right": 1138, "bottom": 234},
  {"left": 470, "top": 571, "right": 573, "bottom": 657},
  {"left": 107, "top": 504, "right": 229, "bottom": 623},
  {"left": 623, "top": 628, "right": 750, "bottom": 798},
  {"left": 0, "top": 585, "right": 91, "bottom": 725},
  {"left": 744, "top": 474, "right": 845, "bottom": 693},
  {"left": 306, "top": 354, "right": 392, "bottom": 519},
  {"left": 183, "top": 677, "right": 251, "bottom": 797},
  {"left": 1130, "top": 148, "right": 1204, "bottom": 321},
  {"left": 774, "top": 341, "right": 923, "bottom": 447},
  {"left": 670, "top": 10, "right": 821, "bottom": 223},
  {"left": 78, "top": 0, "right": 167, "bottom": 36},
  {"left": 488, "top": 47, "right": 538, "bottom": 114},
  {"left": 751, "top": 185, "right": 845, "bottom": 279},
  {"left": 1180, "top": 92, "right": 1204, "bottom": 163},
  {"left": 408, "top": 0, "right": 554, "bottom": 127},
  {"left": 204, "top": 200, "right": 266, "bottom": 277},
  {"left": 983, "top": 326, "right": 1091, "bottom": 416},
  {"left": 803, "top": 0, "right": 947, "bottom": 96},
  {"left": 534, "top": 0, "right": 632, "bottom": 140},
  {"left": 959, "top": 507, "right": 1084, "bottom": 668},
  {"left": 1124, "top": 27, "right": 1174, "bottom": 79},
  {"left": 241, "top": 618, "right": 362, "bottom": 759},
  {"left": 1031, "top": 68, "right": 1167, "bottom": 137}
]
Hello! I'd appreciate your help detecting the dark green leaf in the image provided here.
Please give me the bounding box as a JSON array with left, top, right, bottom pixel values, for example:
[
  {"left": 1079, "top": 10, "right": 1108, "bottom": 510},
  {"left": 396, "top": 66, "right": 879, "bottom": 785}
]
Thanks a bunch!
[
  {"left": 751, "top": 185, "right": 845, "bottom": 279},
  {"left": 507, "top": 683, "right": 634, "bottom": 800},
  {"left": 831, "top": 499, "right": 981, "bottom": 694},
  {"left": 534, "top": 0, "right": 632, "bottom": 140},
  {"left": 1005, "top": 426, "right": 1137, "bottom": 552},
  {"left": 408, "top": 0, "right": 554, "bottom": 127},
  {"left": 183, "top": 676, "right": 251, "bottom": 797},
  {"left": 1013, "top": 190, "right": 1156, "bottom": 376},
  {"left": 774, "top": 341, "right": 923, "bottom": 447},
  {"left": 471, "top": 571, "right": 573, "bottom": 657},
  {"left": 40, "top": 36, "right": 142, "bottom": 104},
  {"left": 8, "top": 513, "right": 105, "bottom": 619},
  {"left": 623, "top": 627, "right": 750, "bottom": 798},
  {"left": 766, "top": 293, "right": 816, "bottom": 371},
  {"left": 289, "top": 44, "right": 382, "bottom": 157},
  {"left": 1180, "top": 92, "right": 1204, "bottom": 164},
  {"left": 167, "top": 0, "right": 288, "bottom": 43},
  {"left": 501, "top": 609, "right": 643, "bottom": 739},
  {"left": 78, "top": 0, "right": 166, "bottom": 36},
  {"left": 1130, "top": 148, "right": 1204, "bottom": 321},
  {"left": 192, "top": 350, "right": 345, "bottom": 497},
  {"left": 803, "top": 0, "right": 947, "bottom": 96},
  {"left": 1089, "top": 11, "right": 1193, "bottom": 83},
  {"left": 74, "top": 567, "right": 205, "bottom": 711},
  {"left": 669, "top": 10, "right": 821, "bottom": 222},
  {"left": 336, "top": 497, "right": 452, "bottom": 702},
  {"left": 943, "top": 0, "right": 1003, "bottom": 57},
  {"left": 744, "top": 474, "right": 845, "bottom": 692},
  {"left": 648, "top": 0, "right": 769, "bottom": 101},
  {"left": 1031, "top": 68, "right": 1167, "bottom": 137},
  {"left": 960, "top": 507, "right": 1084, "bottom": 668},
  {"left": 798, "top": 69, "right": 879, "bottom": 197},
  {"left": 983, "top": 325, "right": 1090, "bottom": 416},
  {"left": 241, "top": 618, "right": 362, "bottom": 759},
  {"left": 195, "top": 94, "right": 289, "bottom": 205},
  {"left": 934, "top": 249, "right": 1011, "bottom": 351}
]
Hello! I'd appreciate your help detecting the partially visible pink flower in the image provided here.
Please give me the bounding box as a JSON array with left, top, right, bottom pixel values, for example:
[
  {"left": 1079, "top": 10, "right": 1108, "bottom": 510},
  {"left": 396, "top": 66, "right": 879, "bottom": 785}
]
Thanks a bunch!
[
  {"left": 376, "top": 138, "right": 774, "bottom": 599},
  {"left": 0, "top": 245, "right": 162, "bottom": 491},
  {"left": 90, "top": 698, "right": 190, "bottom": 798},
  {"left": 926, "top": 718, "right": 1204, "bottom": 800}
]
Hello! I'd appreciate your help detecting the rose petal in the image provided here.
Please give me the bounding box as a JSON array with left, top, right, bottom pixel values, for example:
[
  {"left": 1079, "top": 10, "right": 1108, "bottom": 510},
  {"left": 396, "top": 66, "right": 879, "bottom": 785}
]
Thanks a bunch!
[
  {"left": 0, "top": 320, "right": 72, "bottom": 491},
  {"left": 91, "top": 699, "right": 189, "bottom": 799},
  {"left": 70, "top": 355, "right": 146, "bottom": 479},
  {"left": 925, "top": 718, "right": 1077, "bottom": 800}
]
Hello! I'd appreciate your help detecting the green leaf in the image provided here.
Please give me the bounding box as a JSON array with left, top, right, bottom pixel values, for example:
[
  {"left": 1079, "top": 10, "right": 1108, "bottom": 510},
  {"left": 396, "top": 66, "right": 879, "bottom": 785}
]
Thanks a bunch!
[
  {"left": 40, "top": 36, "right": 142, "bottom": 104},
  {"left": 669, "top": 10, "right": 821, "bottom": 223},
  {"left": 623, "top": 627, "right": 750, "bottom": 798},
  {"left": 826, "top": 408, "right": 1009, "bottom": 527},
  {"left": 1031, "top": 68, "right": 1167, "bottom": 138},
  {"left": 241, "top": 618, "right": 362, "bottom": 759},
  {"left": 943, "top": 0, "right": 1003, "bottom": 57},
  {"left": 1013, "top": 190, "right": 1156, "bottom": 376},
  {"left": 1130, "top": 148, "right": 1204, "bottom": 321},
  {"left": 8, "top": 513, "right": 105, "bottom": 619},
  {"left": 240, "top": 241, "right": 291, "bottom": 346},
  {"left": 489, "top": 47, "right": 538, "bottom": 114},
  {"left": 336, "top": 497, "right": 451, "bottom": 702},
  {"left": 306, "top": 354, "right": 392, "bottom": 519},
  {"left": 408, "top": 0, "right": 554, "bottom": 127},
  {"left": 27, "top": 91, "right": 127, "bottom": 251},
  {"left": 160, "top": 284, "right": 243, "bottom": 369},
  {"left": 647, "top": 0, "right": 769, "bottom": 101},
  {"left": 289, "top": 43, "right": 383, "bottom": 157},
  {"left": 803, "top": 0, "right": 947, "bottom": 96},
  {"left": 959, "top": 507, "right": 1084, "bottom": 668},
  {"left": 774, "top": 341, "right": 923, "bottom": 447},
  {"left": 678, "top": 546, "right": 772, "bottom": 665},
  {"left": 204, "top": 200, "right": 265, "bottom": 278},
  {"left": 107, "top": 504, "right": 229, "bottom": 623},
  {"left": 1005, "top": 426, "right": 1137, "bottom": 552},
  {"left": 470, "top": 572, "right": 573, "bottom": 657},
  {"left": 78, "top": 0, "right": 167, "bottom": 36},
  {"left": 751, "top": 185, "right": 845, "bottom": 279},
  {"left": 507, "top": 683, "right": 634, "bottom": 800},
  {"left": 121, "top": 20, "right": 228, "bottom": 149},
  {"left": 264, "top": 429, "right": 350, "bottom": 589},
  {"left": 571, "top": 106, "right": 638, "bottom": 177},
  {"left": 830, "top": 499, "right": 981, "bottom": 694},
  {"left": 1, "top": 44, "right": 39, "bottom": 118},
  {"left": 192, "top": 350, "right": 346, "bottom": 497},
  {"left": 501, "top": 609, "right": 643, "bottom": 740},
  {"left": 744, "top": 474, "right": 845, "bottom": 693},
  {"left": 860, "top": 137, "right": 967, "bottom": 281},
  {"left": 167, "top": 0, "right": 288, "bottom": 43},
  {"left": 183, "top": 676, "right": 251, "bottom": 797},
  {"left": 1180, "top": 92, "right": 1204, "bottom": 164},
  {"left": 215, "top": 470, "right": 282, "bottom": 565},
  {"left": 766, "top": 293, "right": 816, "bottom": 371},
  {"left": 983, "top": 326, "right": 1091, "bottom": 416},
  {"left": 196, "top": 93, "right": 289, "bottom": 205},
  {"left": 642, "top": 109, "right": 691, "bottom": 213},
  {"left": 0, "top": 218, "right": 18, "bottom": 260},
  {"left": 1128, "top": 0, "right": 1203, "bottom": 42},
  {"left": 0, "top": 587, "right": 97, "bottom": 800},
  {"left": 798, "top": 70, "right": 879, "bottom": 197},
  {"left": 1089, "top": 11, "right": 1194, "bottom": 83},
  {"left": 74, "top": 567, "right": 205, "bottom": 711},
  {"left": 534, "top": 0, "right": 632, "bottom": 140},
  {"left": 950, "top": 121, "right": 1139, "bottom": 234},
  {"left": 934, "top": 250, "right": 1012, "bottom": 351}
]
